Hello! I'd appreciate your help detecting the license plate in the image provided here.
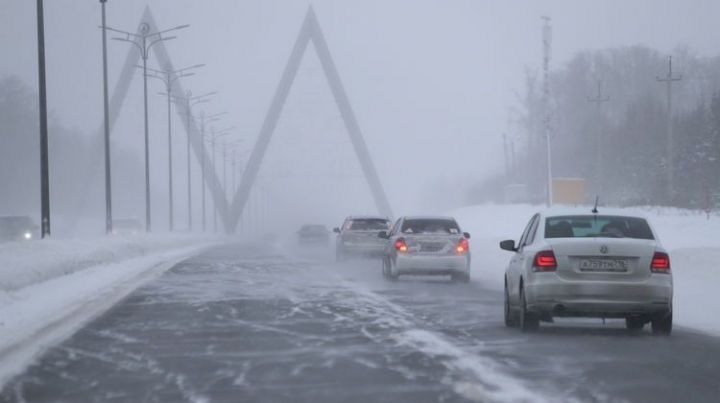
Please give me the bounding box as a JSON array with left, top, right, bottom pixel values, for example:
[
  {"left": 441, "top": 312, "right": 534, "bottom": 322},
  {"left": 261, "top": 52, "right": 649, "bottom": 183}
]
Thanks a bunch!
[{"left": 579, "top": 258, "right": 628, "bottom": 272}]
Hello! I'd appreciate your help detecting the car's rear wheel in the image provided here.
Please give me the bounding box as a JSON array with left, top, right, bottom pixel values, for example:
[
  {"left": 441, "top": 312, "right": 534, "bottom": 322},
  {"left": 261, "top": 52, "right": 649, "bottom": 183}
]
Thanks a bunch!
[
  {"left": 336, "top": 248, "right": 345, "bottom": 262},
  {"left": 651, "top": 311, "right": 672, "bottom": 335},
  {"left": 504, "top": 281, "right": 517, "bottom": 328},
  {"left": 519, "top": 286, "right": 539, "bottom": 332},
  {"left": 451, "top": 272, "right": 470, "bottom": 283},
  {"left": 625, "top": 317, "right": 645, "bottom": 331},
  {"left": 383, "top": 258, "right": 398, "bottom": 281}
]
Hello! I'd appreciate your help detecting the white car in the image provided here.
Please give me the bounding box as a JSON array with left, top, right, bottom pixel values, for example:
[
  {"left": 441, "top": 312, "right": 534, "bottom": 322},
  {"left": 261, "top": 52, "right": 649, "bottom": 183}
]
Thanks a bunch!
[
  {"left": 501, "top": 208, "right": 673, "bottom": 334},
  {"left": 379, "top": 216, "right": 471, "bottom": 282}
]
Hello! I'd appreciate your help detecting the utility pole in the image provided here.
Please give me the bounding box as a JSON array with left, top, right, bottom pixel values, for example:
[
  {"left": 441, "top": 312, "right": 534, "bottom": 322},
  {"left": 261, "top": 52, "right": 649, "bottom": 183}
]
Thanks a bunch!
[
  {"left": 587, "top": 79, "right": 610, "bottom": 198},
  {"left": 542, "top": 16, "right": 553, "bottom": 206},
  {"left": 36, "top": 0, "right": 51, "bottom": 238},
  {"left": 656, "top": 56, "right": 682, "bottom": 203},
  {"left": 100, "top": 0, "right": 112, "bottom": 235}
]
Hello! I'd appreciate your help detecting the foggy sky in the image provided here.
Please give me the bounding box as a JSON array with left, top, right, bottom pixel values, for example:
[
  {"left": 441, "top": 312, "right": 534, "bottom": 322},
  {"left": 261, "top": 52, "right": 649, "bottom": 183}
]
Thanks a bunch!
[{"left": 2, "top": 0, "right": 720, "bottom": 224}]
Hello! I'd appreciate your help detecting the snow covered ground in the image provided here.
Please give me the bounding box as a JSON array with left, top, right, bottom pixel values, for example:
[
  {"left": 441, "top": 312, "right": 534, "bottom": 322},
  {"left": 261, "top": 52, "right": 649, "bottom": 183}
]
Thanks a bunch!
[
  {"left": 0, "top": 234, "right": 224, "bottom": 385},
  {"left": 450, "top": 204, "right": 720, "bottom": 336}
]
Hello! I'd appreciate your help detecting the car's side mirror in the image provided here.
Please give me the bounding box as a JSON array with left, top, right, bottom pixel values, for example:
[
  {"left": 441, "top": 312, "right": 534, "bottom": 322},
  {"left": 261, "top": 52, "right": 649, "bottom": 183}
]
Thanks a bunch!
[
  {"left": 333, "top": 227, "right": 340, "bottom": 234},
  {"left": 499, "top": 239, "right": 517, "bottom": 252},
  {"left": 378, "top": 231, "right": 389, "bottom": 239},
  {"left": 463, "top": 232, "right": 471, "bottom": 239}
]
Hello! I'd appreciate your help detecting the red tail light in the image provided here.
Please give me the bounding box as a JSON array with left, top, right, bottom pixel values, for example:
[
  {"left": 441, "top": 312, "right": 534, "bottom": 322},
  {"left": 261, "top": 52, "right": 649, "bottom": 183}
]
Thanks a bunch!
[
  {"left": 651, "top": 251, "right": 671, "bottom": 273},
  {"left": 394, "top": 238, "right": 408, "bottom": 253},
  {"left": 456, "top": 238, "right": 469, "bottom": 253},
  {"left": 533, "top": 250, "right": 557, "bottom": 272}
]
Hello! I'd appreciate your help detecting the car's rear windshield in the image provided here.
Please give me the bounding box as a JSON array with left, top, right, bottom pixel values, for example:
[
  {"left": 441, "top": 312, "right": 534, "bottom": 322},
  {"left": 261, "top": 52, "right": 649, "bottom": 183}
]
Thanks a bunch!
[
  {"left": 301, "top": 225, "right": 326, "bottom": 232},
  {"left": 347, "top": 219, "right": 389, "bottom": 231},
  {"left": 401, "top": 219, "right": 460, "bottom": 235},
  {"left": 545, "top": 215, "right": 654, "bottom": 240}
]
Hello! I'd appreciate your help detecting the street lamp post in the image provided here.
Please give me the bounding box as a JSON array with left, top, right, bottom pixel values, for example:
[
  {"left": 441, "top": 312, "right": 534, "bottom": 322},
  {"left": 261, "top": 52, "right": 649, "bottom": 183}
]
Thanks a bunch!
[
  {"left": 36, "top": 0, "right": 50, "bottom": 238},
  {"left": 174, "top": 90, "right": 216, "bottom": 231},
  {"left": 108, "top": 22, "right": 189, "bottom": 232},
  {"left": 145, "top": 64, "right": 203, "bottom": 231},
  {"left": 197, "top": 112, "right": 226, "bottom": 231},
  {"left": 99, "top": 0, "right": 112, "bottom": 235},
  {"left": 206, "top": 126, "right": 234, "bottom": 233}
]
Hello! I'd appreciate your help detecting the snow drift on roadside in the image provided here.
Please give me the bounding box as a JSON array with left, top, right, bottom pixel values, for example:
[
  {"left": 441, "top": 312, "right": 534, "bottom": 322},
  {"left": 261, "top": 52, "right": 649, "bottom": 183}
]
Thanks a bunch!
[{"left": 0, "top": 233, "right": 221, "bottom": 291}]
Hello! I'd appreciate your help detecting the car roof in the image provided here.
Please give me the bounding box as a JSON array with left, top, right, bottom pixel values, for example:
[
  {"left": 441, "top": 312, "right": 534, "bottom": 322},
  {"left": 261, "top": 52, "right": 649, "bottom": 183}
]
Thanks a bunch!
[
  {"left": 401, "top": 215, "right": 457, "bottom": 221},
  {"left": 540, "top": 206, "right": 649, "bottom": 219},
  {"left": 346, "top": 215, "right": 389, "bottom": 220}
]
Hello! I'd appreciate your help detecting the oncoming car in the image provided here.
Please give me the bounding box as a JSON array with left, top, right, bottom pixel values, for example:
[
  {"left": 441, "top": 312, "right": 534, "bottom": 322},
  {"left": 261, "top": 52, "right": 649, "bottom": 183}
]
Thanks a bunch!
[
  {"left": 334, "top": 216, "right": 390, "bottom": 261},
  {"left": 297, "top": 224, "right": 330, "bottom": 245},
  {"left": 0, "top": 215, "right": 39, "bottom": 242},
  {"left": 379, "top": 216, "right": 471, "bottom": 282},
  {"left": 501, "top": 208, "right": 673, "bottom": 334}
]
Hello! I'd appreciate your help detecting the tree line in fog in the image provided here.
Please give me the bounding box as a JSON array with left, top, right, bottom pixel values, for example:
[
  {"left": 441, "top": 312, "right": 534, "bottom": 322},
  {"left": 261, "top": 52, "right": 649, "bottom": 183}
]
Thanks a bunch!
[{"left": 472, "top": 45, "right": 720, "bottom": 210}]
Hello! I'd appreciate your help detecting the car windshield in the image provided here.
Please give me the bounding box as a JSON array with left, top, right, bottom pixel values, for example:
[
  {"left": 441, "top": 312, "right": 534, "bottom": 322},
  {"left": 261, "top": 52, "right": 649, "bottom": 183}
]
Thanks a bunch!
[
  {"left": 0, "top": 216, "right": 34, "bottom": 229},
  {"left": 347, "top": 219, "right": 389, "bottom": 231},
  {"left": 545, "top": 215, "right": 654, "bottom": 240},
  {"left": 401, "top": 219, "right": 460, "bottom": 235}
]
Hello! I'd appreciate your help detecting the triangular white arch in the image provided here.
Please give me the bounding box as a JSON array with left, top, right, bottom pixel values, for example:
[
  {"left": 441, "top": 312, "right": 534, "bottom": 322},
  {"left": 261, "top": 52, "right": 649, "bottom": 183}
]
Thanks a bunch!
[{"left": 227, "top": 6, "right": 393, "bottom": 232}]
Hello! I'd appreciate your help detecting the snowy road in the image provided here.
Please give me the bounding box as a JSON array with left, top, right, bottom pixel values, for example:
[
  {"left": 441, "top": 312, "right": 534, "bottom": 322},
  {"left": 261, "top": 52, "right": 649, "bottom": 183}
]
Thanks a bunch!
[{"left": 2, "top": 243, "right": 720, "bottom": 403}]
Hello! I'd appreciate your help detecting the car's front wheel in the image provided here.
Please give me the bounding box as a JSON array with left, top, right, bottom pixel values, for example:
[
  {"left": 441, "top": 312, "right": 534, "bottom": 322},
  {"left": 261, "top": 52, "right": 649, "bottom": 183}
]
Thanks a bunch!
[{"left": 504, "top": 281, "right": 517, "bottom": 328}]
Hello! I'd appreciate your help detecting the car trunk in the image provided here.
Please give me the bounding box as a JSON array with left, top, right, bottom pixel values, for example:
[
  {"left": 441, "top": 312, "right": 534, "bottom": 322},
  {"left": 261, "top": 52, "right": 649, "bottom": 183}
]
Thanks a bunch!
[
  {"left": 404, "top": 234, "right": 461, "bottom": 255},
  {"left": 546, "top": 238, "right": 657, "bottom": 282},
  {"left": 344, "top": 230, "right": 384, "bottom": 244}
]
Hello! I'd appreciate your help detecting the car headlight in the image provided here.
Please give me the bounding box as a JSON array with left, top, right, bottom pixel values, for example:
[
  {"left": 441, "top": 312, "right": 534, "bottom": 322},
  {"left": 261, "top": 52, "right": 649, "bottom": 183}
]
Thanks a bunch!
[{"left": 24, "top": 232, "right": 32, "bottom": 240}]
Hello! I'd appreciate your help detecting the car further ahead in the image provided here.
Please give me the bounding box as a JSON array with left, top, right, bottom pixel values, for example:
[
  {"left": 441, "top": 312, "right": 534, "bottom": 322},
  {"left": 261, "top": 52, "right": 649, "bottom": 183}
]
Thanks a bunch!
[
  {"left": 0, "top": 216, "right": 39, "bottom": 242},
  {"left": 334, "top": 216, "right": 390, "bottom": 261},
  {"left": 379, "top": 216, "right": 471, "bottom": 282},
  {"left": 297, "top": 224, "right": 330, "bottom": 245},
  {"left": 501, "top": 208, "right": 673, "bottom": 334}
]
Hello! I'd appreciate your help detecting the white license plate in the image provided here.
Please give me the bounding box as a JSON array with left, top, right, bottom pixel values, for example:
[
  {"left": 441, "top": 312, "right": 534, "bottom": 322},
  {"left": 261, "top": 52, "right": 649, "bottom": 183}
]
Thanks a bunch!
[{"left": 579, "top": 258, "right": 628, "bottom": 272}]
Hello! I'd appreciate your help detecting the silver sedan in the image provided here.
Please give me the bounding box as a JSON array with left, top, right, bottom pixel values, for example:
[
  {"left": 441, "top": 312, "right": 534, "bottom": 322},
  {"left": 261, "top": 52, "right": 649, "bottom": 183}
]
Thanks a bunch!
[
  {"left": 501, "top": 208, "right": 673, "bottom": 334},
  {"left": 379, "top": 216, "right": 471, "bottom": 283}
]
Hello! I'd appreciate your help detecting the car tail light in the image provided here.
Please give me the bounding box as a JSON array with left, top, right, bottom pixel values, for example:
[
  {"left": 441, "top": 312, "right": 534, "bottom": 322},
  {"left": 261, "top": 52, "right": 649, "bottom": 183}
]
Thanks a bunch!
[
  {"left": 394, "top": 238, "right": 408, "bottom": 253},
  {"left": 651, "top": 251, "right": 671, "bottom": 273},
  {"left": 456, "top": 238, "right": 469, "bottom": 254},
  {"left": 532, "top": 250, "right": 557, "bottom": 272}
]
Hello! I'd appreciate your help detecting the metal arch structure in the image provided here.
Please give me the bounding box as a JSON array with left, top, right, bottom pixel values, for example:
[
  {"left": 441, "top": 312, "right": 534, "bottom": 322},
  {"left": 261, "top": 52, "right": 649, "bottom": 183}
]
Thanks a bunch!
[
  {"left": 74, "top": 6, "right": 229, "bottom": 231},
  {"left": 227, "top": 6, "right": 393, "bottom": 233},
  {"left": 76, "top": 6, "right": 390, "bottom": 234}
]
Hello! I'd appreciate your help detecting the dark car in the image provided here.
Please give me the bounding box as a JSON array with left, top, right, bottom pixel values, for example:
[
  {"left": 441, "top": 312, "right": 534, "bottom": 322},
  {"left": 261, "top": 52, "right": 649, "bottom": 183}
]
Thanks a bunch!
[
  {"left": 297, "top": 224, "right": 330, "bottom": 245},
  {"left": 0, "top": 216, "right": 39, "bottom": 242},
  {"left": 334, "top": 216, "right": 391, "bottom": 261}
]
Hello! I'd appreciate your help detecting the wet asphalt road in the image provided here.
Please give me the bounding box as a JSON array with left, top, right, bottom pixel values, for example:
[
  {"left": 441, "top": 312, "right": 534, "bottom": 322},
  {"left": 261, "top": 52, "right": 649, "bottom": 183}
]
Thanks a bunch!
[{"left": 2, "top": 243, "right": 720, "bottom": 403}]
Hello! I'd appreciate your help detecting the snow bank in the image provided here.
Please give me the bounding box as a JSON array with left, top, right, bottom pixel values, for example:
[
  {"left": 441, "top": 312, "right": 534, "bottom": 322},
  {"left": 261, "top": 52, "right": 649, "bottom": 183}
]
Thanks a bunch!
[
  {"left": 449, "top": 203, "right": 720, "bottom": 336},
  {"left": 0, "top": 233, "right": 220, "bottom": 291},
  {"left": 0, "top": 233, "right": 223, "bottom": 386}
]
